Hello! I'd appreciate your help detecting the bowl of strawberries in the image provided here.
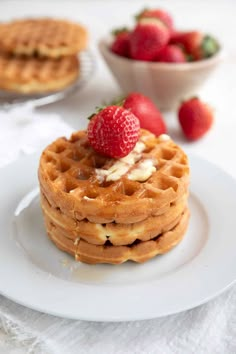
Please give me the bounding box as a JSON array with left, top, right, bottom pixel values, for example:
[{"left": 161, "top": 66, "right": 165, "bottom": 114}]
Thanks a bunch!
[{"left": 99, "top": 8, "right": 223, "bottom": 111}]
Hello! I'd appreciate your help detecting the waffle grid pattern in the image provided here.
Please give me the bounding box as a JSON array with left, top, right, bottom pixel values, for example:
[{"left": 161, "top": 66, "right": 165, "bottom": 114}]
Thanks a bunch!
[
  {"left": 0, "top": 18, "right": 87, "bottom": 57},
  {"left": 39, "top": 130, "right": 189, "bottom": 224},
  {"left": 0, "top": 17, "right": 88, "bottom": 94},
  {"left": 39, "top": 129, "right": 190, "bottom": 264},
  {"left": 0, "top": 55, "right": 79, "bottom": 93}
]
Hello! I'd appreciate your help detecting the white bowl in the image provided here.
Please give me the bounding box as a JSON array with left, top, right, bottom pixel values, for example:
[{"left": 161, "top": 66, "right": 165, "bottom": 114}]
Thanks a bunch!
[{"left": 99, "top": 38, "right": 223, "bottom": 111}]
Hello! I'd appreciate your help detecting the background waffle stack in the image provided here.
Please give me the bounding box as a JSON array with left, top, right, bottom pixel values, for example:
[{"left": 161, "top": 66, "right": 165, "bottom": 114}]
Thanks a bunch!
[
  {"left": 0, "top": 18, "right": 88, "bottom": 93},
  {"left": 38, "top": 129, "right": 190, "bottom": 264}
]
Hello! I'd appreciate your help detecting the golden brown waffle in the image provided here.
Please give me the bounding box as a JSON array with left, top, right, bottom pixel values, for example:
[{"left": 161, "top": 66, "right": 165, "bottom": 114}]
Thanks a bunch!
[
  {"left": 47, "top": 208, "right": 190, "bottom": 264},
  {"left": 41, "top": 191, "right": 187, "bottom": 245},
  {"left": 0, "top": 18, "right": 88, "bottom": 58},
  {"left": 39, "top": 129, "right": 189, "bottom": 224},
  {"left": 0, "top": 54, "right": 79, "bottom": 93}
]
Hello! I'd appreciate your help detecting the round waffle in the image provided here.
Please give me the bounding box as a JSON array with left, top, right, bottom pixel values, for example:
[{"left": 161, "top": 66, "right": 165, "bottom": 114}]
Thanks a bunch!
[
  {"left": 39, "top": 129, "right": 190, "bottom": 224},
  {"left": 0, "top": 18, "right": 88, "bottom": 58},
  {"left": 41, "top": 191, "right": 188, "bottom": 245},
  {"left": 0, "top": 54, "right": 79, "bottom": 93},
  {"left": 47, "top": 208, "right": 190, "bottom": 264}
]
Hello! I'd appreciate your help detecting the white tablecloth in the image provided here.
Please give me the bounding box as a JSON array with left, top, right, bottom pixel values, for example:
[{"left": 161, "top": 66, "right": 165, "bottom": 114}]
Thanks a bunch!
[{"left": 0, "top": 1, "right": 236, "bottom": 353}]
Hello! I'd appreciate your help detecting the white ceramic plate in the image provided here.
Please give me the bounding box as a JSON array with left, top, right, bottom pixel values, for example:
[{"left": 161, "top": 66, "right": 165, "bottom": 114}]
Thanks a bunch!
[{"left": 0, "top": 154, "right": 236, "bottom": 321}]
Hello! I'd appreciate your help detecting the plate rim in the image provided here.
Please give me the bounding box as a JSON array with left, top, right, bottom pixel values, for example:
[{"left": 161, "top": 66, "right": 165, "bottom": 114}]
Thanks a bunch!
[{"left": 0, "top": 153, "right": 236, "bottom": 321}]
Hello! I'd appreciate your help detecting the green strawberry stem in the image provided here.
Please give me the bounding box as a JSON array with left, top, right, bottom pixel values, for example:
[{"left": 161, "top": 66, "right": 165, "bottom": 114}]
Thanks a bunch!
[
  {"left": 185, "top": 53, "right": 193, "bottom": 62},
  {"left": 201, "top": 35, "right": 220, "bottom": 58},
  {"left": 111, "top": 27, "right": 129, "bottom": 36},
  {"left": 87, "top": 106, "right": 106, "bottom": 120},
  {"left": 110, "top": 95, "right": 126, "bottom": 107},
  {"left": 135, "top": 8, "right": 148, "bottom": 21},
  {"left": 87, "top": 96, "right": 128, "bottom": 121}
]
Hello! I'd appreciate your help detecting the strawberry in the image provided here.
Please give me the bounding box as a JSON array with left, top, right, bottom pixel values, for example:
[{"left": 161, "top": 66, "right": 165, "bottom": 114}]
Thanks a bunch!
[
  {"left": 136, "top": 8, "right": 174, "bottom": 32},
  {"left": 170, "top": 31, "right": 219, "bottom": 60},
  {"left": 111, "top": 28, "right": 130, "bottom": 57},
  {"left": 123, "top": 92, "right": 167, "bottom": 136},
  {"left": 178, "top": 97, "right": 214, "bottom": 141},
  {"left": 87, "top": 106, "right": 140, "bottom": 158},
  {"left": 129, "top": 19, "right": 170, "bottom": 61},
  {"left": 155, "top": 44, "right": 187, "bottom": 63}
]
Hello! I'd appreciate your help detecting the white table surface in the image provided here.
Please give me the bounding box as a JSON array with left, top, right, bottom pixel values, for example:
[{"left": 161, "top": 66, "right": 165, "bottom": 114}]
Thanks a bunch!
[{"left": 0, "top": 0, "right": 236, "bottom": 352}]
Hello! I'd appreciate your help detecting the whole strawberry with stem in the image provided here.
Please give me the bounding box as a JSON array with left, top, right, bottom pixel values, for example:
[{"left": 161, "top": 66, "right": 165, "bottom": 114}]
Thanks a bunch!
[
  {"left": 170, "top": 31, "right": 219, "bottom": 60},
  {"left": 178, "top": 97, "right": 214, "bottom": 141},
  {"left": 88, "top": 106, "right": 140, "bottom": 158},
  {"left": 111, "top": 28, "right": 130, "bottom": 57},
  {"left": 136, "top": 8, "right": 174, "bottom": 32},
  {"left": 129, "top": 18, "right": 170, "bottom": 61},
  {"left": 155, "top": 44, "right": 187, "bottom": 63},
  {"left": 122, "top": 92, "right": 167, "bottom": 136}
]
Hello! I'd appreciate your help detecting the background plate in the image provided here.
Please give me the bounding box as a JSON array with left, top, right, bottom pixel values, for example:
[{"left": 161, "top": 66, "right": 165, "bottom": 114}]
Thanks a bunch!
[{"left": 0, "top": 50, "right": 96, "bottom": 108}]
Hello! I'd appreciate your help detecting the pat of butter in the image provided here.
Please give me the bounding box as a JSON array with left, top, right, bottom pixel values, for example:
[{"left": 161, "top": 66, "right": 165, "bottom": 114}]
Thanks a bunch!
[
  {"left": 159, "top": 134, "right": 170, "bottom": 141},
  {"left": 128, "top": 159, "right": 156, "bottom": 182},
  {"left": 95, "top": 141, "right": 146, "bottom": 182},
  {"left": 106, "top": 163, "right": 130, "bottom": 182},
  {"left": 83, "top": 196, "right": 94, "bottom": 201}
]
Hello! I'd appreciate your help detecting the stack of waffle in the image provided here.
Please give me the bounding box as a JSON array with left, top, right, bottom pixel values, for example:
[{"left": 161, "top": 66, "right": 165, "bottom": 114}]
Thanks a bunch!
[
  {"left": 0, "top": 18, "right": 87, "bottom": 93},
  {"left": 38, "top": 129, "right": 190, "bottom": 264}
]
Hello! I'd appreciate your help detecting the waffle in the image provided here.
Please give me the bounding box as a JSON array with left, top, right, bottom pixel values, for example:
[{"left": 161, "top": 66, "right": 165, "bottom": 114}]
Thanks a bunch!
[
  {"left": 47, "top": 208, "right": 190, "bottom": 264},
  {"left": 39, "top": 129, "right": 189, "bottom": 224},
  {"left": 0, "top": 18, "right": 88, "bottom": 58},
  {"left": 41, "top": 191, "right": 188, "bottom": 245},
  {"left": 0, "top": 54, "right": 79, "bottom": 93}
]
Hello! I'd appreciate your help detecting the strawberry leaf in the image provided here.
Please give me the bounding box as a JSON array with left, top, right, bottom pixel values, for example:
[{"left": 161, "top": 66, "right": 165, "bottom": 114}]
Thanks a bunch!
[
  {"left": 111, "top": 27, "right": 129, "bottom": 36},
  {"left": 201, "top": 35, "right": 220, "bottom": 58},
  {"left": 186, "top": 53, "right": 194, "bottom": 62},
  {"left": 135, "top": 8, "right": 148, "bottom": 21},
  {"left": 87, "top": 106, "right": 106, "bottom": 120},
  {"left": 110, "top": 95, "right": 126, "bottom": 107}
]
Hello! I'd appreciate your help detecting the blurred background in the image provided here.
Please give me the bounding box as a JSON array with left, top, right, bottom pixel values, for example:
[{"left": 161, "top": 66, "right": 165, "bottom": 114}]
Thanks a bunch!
[
  {"left": 0, "top": 0, "right": 234, "bottom": 123},
  {"left": 0, "top": 0, "right": 234, "bottom": 174}
]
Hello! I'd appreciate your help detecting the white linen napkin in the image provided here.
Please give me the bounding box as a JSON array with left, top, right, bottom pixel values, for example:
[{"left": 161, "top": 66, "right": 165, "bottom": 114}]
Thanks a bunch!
[
  {"left": 0, "top": 105, "right": 236, "bottom": 354},
  {"left": 0, "top": 104, "right": 73, "bottom": 168},
  {"left": 0, "top": 286, "right": 236, "bottom": 354}
]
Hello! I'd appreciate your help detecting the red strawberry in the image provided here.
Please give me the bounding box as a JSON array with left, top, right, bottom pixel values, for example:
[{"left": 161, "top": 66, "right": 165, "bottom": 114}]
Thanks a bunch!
[
  {"left": 129, "top": 19, "right": 170, "bottom": 61},
  {"left": 88, "top": 106, "right": 140, "bottom": 158},
  {"left": 136, "top": 8, "right": 174, "bottom": 32},
  {"left": 123, "top": 92, "right": 167, "bottom": 136},
  {"left": 111, "top": 28, "right": 130, "bottom": 57},
  {"left": 178, "top": 97, "right": 214, "bottom": 141},
  {"left": 170, "top": 31, "right": 219, "bottom": 60},
  {"left": 155, "top": 44, "right": 187, "bottom": 63}
]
